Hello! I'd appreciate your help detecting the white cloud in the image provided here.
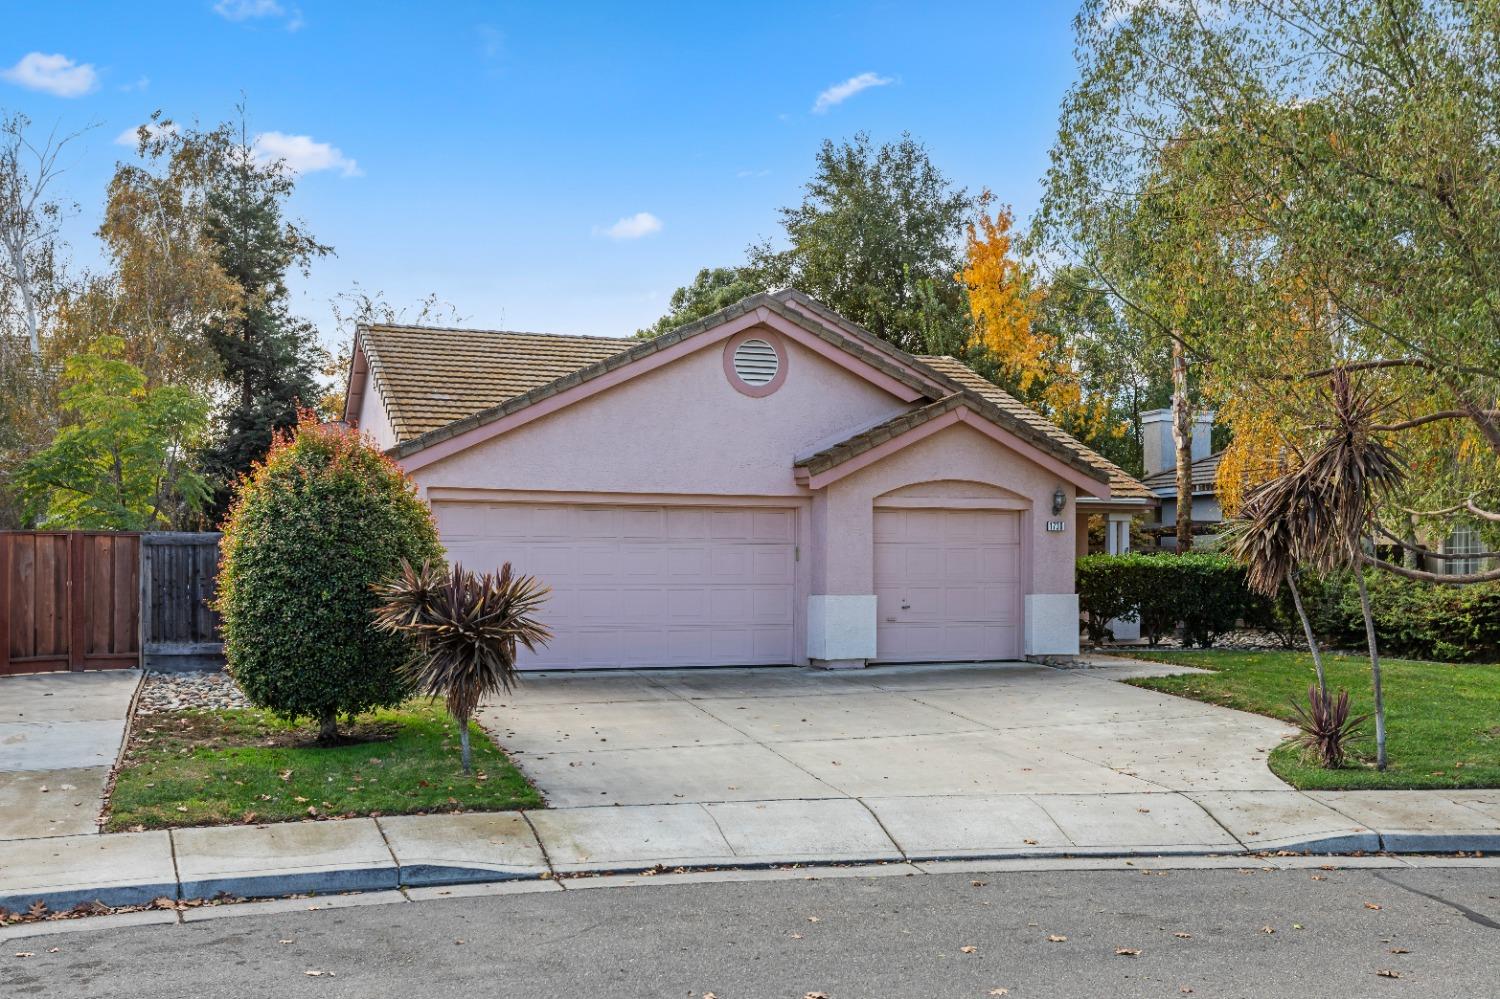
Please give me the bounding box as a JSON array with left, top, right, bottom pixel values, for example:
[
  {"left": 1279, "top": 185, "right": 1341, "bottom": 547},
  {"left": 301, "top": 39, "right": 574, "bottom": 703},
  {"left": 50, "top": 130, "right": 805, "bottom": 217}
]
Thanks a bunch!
[
  {"left": 1, "top": 52, "right": 99, "bottom": 98},
  {"left": 213, "top": 0, "right": 303, "bottom": 30},
  {"left": 251, "top": 131, "right": 362, "bottom": 177},
  {"left": 598, "top": 212, "right": 663, "bottom": 240},
  {"left": 812, "top": 71, "right": 892, "bottom": 113},
  {"left": 114, "top": 121, "right": 179, "bottom": 147},
  {"left": 119, "top": 75, "right": 151, "bottom": 92}
]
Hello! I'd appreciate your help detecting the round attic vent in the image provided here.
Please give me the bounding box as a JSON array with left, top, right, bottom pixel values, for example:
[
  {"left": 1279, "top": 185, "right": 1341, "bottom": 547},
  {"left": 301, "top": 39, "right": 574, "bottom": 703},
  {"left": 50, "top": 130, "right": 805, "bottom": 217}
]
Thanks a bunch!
[{"left": 732, "top": 338, "right": 780, "bottom": 386}]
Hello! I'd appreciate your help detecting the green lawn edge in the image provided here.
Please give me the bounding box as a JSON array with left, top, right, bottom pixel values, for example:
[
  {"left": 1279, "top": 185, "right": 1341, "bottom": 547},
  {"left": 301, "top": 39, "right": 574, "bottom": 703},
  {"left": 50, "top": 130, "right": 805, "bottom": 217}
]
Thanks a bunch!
[
  {"left": 106, "top": 700, "right": 543, "bottom": 832},
  {"left": 1114, "top": 649, "right": 1500, "bottom": 791}
]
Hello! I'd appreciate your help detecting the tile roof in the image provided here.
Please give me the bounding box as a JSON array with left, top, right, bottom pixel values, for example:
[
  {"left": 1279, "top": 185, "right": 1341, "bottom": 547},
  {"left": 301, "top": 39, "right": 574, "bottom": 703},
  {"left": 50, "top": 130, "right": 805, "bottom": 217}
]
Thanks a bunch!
[
  {"left": 914, "top": 356, "right": 1155, "bottom": 501},
  {"left": 1141, "top": 449, "right": 1224, "bottom": 494},
  {"left": 359, "top": 324, "right": 631, "bottom": 442},
  {"left": 355, "top": 290, "right": 1154, "bottom": 502}
]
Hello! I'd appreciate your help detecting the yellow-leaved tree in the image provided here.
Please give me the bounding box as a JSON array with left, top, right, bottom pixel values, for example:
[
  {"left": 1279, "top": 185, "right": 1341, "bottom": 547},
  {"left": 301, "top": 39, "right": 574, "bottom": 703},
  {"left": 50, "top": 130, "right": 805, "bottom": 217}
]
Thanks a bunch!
[{"left": 958, "top": 203, "right": 1112, "bottom": 443}]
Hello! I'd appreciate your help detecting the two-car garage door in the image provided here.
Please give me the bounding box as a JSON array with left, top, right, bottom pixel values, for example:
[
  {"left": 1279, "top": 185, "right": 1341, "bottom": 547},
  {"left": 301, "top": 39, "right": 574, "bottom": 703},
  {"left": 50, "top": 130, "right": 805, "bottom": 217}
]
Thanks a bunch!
[{"left": 433, "top": 502, "right": 797, "bottom": 670}]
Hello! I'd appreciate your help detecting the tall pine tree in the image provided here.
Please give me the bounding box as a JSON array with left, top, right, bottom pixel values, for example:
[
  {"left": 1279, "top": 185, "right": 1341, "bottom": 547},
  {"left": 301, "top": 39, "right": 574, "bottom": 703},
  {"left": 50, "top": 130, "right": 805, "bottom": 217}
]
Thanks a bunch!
[{"left": 197, "top": 119, "right": 329, "bottom": 515}]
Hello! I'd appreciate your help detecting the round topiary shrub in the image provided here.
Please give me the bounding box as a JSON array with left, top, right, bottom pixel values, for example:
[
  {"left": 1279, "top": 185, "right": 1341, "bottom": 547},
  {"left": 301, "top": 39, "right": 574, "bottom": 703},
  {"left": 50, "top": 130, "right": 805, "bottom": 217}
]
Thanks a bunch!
[{"left": 215, "top": 415, "right": 444, "bottom": 740}]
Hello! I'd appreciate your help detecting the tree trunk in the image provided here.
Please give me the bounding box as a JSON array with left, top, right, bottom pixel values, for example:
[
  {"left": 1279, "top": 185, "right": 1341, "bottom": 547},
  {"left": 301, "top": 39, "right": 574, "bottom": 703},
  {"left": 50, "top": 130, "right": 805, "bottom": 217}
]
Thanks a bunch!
[
  {"left": 317, "top": 710, "right": 338, "bottom": 743},
  {"left": 1353, "top": 560, "right": 1388, "bottom": 771},
  {"left": 458, "top": 720, "right": 472, "bottom": 775},
  {"left": 1287, "top": 571, "right": 1326, "bottom": 697},
  {"left": 1402, "top": 513, "right": 1422, "bottom": 570},
  {"left": 1170, "top": 337, "right": 1194, "bottom": 551}
]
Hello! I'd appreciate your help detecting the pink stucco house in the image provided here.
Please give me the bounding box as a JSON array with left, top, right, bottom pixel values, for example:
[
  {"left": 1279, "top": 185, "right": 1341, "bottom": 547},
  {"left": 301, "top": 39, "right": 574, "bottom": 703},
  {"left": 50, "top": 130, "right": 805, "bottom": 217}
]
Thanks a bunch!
[{"left": 342, "top": 290, "right": 1152, "bottom": 670}]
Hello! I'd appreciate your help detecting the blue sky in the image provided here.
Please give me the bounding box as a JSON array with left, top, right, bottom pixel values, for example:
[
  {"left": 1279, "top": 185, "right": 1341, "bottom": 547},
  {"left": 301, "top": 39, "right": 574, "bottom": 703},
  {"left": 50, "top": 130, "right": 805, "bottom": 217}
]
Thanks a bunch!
[{"left": 3, "top": 1, "right": 1083, "bottom": 347}]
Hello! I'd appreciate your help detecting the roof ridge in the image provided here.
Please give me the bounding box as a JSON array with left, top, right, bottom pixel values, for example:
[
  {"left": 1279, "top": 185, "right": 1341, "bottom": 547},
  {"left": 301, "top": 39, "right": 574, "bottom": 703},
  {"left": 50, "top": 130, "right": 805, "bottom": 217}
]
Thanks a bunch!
[{"left": 360, "top": 322, "right": 630, "bottom": 344}]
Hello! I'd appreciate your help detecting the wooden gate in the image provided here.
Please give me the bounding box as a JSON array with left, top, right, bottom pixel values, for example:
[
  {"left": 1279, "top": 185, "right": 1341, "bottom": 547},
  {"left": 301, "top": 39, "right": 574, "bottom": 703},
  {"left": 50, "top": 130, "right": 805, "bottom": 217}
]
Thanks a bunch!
[
  {"left": 0, "top": 531, "right": 142, "bottom": 675},
  {"left": 140, "top": 533, "right": 224, "bottom": 671}
]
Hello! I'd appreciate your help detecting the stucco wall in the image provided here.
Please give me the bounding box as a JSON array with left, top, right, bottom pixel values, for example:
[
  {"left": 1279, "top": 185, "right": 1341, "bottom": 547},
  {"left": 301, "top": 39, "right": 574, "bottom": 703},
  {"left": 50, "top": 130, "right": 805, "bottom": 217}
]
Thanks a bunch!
[
  {"left": 410, "top": 328, "right": 908, "bottom": 497},
  {"left": 813, "top": 422, "right": 1077, "bottom": 596},
  {"left": 355, "top": 378, "right": 397, "bottom": 452}
]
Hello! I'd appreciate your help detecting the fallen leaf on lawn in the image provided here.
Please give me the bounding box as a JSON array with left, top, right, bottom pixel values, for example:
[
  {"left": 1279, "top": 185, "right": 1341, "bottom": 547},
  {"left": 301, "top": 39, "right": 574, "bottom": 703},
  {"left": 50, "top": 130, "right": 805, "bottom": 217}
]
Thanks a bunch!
[
  {"left": 1116, "top": 947, "right": 1142, "bottom": 957},
  {"left": 960, "top": 945, "right": 978, "bottom": 954},
  {"left": 1047, "top": 934, "right": 1068, "bottom": 943},
  {"left": 1376, "top": 969, "right": 1402, "bottom": 979},
  {"left": 279, "top": 770, "right": 292, "bottom": 781},
  {"left": 1173, "top": 932, "right": 1192, "bottom": 939},
  {"left": 175, "top": 806, "right": 188, "bottom": 812},
  {"left": 294, "top": 796, "right": 309, "bottom": 803}
]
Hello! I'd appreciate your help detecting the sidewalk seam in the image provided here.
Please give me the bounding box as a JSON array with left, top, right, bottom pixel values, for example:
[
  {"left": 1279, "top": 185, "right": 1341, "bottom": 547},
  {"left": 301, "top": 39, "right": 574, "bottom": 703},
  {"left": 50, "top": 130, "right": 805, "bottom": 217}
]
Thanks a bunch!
[
  {"left": 520, "top": 811, "right": 560, "bottom": 884},
  {"left": 372, "top": 817, "right": 401, "bottom": 878},
  {"left": 167, "top": 828, "right": 183, "bottom": 902},
  {"left": 1184, "top": 792, "right": 1252, "bottom": 851},
  {"left": 852, "top": 797, "right": 909, "bottom": 861}
]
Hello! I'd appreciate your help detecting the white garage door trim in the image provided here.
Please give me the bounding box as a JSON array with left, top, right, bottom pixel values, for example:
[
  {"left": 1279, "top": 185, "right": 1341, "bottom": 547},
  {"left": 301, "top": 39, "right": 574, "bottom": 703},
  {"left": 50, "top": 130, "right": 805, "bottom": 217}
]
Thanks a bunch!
[
  {"left": 871, "top": 507, "right": 1024, "bottom": 663},
  {"left": 432, "top": 499, "right": 801, "bottom": 670}
]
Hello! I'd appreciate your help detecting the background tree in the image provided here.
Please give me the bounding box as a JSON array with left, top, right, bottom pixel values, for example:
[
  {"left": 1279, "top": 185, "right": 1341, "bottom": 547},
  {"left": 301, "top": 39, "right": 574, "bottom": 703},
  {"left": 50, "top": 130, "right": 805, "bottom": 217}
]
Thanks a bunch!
[
  {"left": 0, "top": 113, "right": 78, "bottom": 360},
  {"left": 195, "top": 117, "right": 329, "bottom": 513},
  {"left": 325, "top": 284, "right": 465, "bottom": 417},
  {"left": 1045, "top": 0, "right": 1500, "bottom": 576},
  {"left": 636, "top": 265, "right": 771, "bottom": 339},
  {"left": 16, "top": 336, "right": 209, "bottom": 529}
]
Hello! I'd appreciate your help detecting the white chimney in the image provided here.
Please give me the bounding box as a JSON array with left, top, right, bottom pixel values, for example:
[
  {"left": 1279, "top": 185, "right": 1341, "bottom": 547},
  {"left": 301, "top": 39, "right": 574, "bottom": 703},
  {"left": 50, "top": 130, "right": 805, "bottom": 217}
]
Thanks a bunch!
[{"left": 1140, "top": 408, "right": 1215, "bottom": 478}]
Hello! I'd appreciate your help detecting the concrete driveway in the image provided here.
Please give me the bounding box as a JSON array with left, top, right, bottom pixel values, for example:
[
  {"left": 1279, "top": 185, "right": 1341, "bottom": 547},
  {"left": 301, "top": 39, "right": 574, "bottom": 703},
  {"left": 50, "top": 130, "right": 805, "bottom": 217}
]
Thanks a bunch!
[
  {"left": 0, "top": 670, "right": 140, "bottom": 840},
  {"left": 478, "top": 660, "right": 1295, "bottom": 810}
]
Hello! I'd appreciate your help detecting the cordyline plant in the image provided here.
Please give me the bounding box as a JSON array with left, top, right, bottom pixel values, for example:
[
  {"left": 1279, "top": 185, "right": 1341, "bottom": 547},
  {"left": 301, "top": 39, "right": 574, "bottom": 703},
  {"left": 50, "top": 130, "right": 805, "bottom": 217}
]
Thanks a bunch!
[
  {"left": 1289, "top": 685, "right": 1368, "bottom": 770},
  {"left": 372, "top": 560, "right": 551, "bottom": 774},
  {"left": 1227, "top": 369, "right": 1406, "bottom": 770}
]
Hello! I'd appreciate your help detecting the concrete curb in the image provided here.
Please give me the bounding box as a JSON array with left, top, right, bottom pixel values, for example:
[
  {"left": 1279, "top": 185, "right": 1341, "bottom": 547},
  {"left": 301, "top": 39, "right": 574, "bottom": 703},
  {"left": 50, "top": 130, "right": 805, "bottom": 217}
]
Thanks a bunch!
[{"left": 2, "top": 831, "right": 1491, "bottom": 914}]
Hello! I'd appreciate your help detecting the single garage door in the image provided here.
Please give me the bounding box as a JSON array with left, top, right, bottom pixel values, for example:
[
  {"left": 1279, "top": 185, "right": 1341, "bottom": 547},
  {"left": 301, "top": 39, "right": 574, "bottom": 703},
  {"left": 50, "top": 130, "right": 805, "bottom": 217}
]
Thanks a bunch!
[
  {"left": 433, "top": 502, "right": 797, "bottom": 669},
  {"left": 873, "top": 507, "right": 1022, "bottom": 663}
]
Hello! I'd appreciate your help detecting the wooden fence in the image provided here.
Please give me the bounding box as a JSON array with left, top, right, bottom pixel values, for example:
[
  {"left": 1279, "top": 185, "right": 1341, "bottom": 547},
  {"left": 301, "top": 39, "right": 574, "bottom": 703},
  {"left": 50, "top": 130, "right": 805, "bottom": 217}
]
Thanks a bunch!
[
  {"left": 0, "top": 532, "right": 142, "bottom": 675},
  {"left": 1, "top": 530, "right": 224, "bottom": 675},
  {"left": 141, "top": 533, "right": 224, "bottom": 672}
]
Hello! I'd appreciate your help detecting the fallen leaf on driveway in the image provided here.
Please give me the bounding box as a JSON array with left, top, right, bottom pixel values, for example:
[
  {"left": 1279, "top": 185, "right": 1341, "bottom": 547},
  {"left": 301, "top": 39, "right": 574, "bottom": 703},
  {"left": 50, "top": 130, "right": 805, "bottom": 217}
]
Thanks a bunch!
[
  {"left": 1389, "top": 947, "right": 1410, "bottom": 954},
  {"left": 278, "top": 939, "right": 294, "bottom": 945},
  {"left": 14, "top": 952, "right": 34, "bottom": 958},
  {"left": 960, "top": 945, "right": 978, "bottom": 954},
  {"left": 1261, "top": 925, "right": 1275, "bottom": 934},
  {"left": 1047, "top": 934, "right": 1068, "bottom": 943},
  {"left": 1024, "top": 838, "right": 1038, "bottom": 845},
  {"left": 989, "top": 990, "right": 1010, "bottom": 996},
  {"left": 1173, "top": 932, "right": 1192, "bottom": 939},
  {"left": 1365, "top": 902, "right": 1383, "bottom": 910},
  {"left": 1311, "top": 874, "right": 1328, "bottom": 881},
  {"left": 304, "top": 970, "right": 332, "bottom": 977},
  {"left": 807, "top": 916, "right": 820, "bottom": 923},
  {"left": 804, "top": 993, "right": 830, "bottom": 999},
  {"left": 704, "top": 993, "right": 719, "bottom": 998},
  {"left": 1115, "top": 947, "right": 1142, "bottom": 957},
  {"left": 1376, "top": 969, "right": 1402, "bottom": 979},
  {"left": 971, "top": 880, "right": 988, "bottom": 887}
]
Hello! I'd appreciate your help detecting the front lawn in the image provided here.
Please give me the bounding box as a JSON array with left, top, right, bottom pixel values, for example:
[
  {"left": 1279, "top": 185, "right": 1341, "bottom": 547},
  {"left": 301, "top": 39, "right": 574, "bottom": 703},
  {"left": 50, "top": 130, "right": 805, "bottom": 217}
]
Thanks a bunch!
[
  {"left": 107, "top": 701, "right": 542, "bottom": 831},
  {"left": 1121, "top": 650, "right": 1500, "bottom": 791}
]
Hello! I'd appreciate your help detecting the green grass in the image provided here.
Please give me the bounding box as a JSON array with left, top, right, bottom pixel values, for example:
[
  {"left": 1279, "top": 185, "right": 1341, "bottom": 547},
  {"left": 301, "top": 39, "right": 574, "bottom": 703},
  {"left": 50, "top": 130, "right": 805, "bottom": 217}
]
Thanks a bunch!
[
  {"left": 107, "top": 701, "right": 542, "bottom": 831},
  {"left": 1120, "top": 649, "right": 1500, "bottom": 790}
]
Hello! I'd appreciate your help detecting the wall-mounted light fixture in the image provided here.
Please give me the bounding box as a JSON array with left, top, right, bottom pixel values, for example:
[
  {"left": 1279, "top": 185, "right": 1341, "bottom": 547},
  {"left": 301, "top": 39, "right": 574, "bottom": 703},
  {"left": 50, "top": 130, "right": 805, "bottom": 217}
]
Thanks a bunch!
[{"left": 1052, "top": 487, "right": 1067, "bottom": 515}]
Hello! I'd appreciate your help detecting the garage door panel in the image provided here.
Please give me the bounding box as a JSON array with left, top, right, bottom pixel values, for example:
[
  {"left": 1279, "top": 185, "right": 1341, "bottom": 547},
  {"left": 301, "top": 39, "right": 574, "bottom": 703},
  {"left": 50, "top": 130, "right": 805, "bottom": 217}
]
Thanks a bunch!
[
  {"left": 434, "top": 501, "right": 797, "bottom": 670},
  {"left": 875, "top": 508, "right": 1022, "bottom": 663}
]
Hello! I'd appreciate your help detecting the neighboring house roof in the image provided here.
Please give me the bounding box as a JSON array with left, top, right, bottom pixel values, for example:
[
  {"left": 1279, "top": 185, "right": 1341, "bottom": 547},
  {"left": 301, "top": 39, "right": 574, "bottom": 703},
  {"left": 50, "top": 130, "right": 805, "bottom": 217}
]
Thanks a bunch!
[
  {"left": 1141, "top": 449, "right": 1224, "bottom": 496},
  {"left": 349, "top": 289, "right": 1152, "bottom": 499}
]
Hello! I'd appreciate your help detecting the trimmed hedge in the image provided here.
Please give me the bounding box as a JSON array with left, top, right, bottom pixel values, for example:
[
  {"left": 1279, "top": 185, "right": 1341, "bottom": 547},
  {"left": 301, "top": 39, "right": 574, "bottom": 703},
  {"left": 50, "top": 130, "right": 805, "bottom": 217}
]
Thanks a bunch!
[
  {"left": 1079, "top": 551, "right": 1500, "bottom": 661},
  {"left": 1078, "top": 552, "right": 1250, "bottom": 647},
  {"left": 214, "top": 417, "right": 445, "bottom": 734}
]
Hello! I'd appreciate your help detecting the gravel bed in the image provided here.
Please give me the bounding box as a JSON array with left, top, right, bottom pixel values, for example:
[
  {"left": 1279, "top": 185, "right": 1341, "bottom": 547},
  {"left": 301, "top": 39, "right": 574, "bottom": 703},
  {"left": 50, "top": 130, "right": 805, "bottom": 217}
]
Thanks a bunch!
[
  {"left": 137, "top": 669, "right": 251, "bottom": 714},
  {"left": 1100, "top": 628, "right": 1308, "bottom": 653}
]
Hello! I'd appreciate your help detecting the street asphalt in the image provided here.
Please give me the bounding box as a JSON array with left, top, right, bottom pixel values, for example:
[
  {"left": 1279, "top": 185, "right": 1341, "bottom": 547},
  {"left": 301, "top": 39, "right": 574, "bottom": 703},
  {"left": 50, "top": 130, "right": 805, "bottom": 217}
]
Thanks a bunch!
[{"left": 10, "top": 863, "right": 1500, "bottom": 998}]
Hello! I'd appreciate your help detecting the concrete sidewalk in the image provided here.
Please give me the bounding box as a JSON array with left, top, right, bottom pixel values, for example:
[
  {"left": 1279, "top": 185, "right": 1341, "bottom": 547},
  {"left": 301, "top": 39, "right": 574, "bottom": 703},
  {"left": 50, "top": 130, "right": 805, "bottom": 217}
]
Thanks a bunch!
[
  {"left": 0, "top": 670, "right": 140, "bottom": 840},
  {"left": 5, "top": 787, "right": 1500, "bottom": 913}
]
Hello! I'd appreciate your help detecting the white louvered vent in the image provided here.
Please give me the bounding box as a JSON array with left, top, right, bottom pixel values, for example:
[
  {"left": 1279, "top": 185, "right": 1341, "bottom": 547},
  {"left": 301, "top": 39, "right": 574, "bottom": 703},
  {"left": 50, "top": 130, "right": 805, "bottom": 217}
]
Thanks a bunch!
[{"left": 732, "top": 338, "right": 779, "bottom": 386}]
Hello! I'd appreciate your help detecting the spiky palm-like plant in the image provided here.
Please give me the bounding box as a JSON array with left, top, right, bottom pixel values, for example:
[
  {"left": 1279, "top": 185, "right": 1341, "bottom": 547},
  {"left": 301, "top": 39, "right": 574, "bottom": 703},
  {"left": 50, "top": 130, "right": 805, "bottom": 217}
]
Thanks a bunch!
[
  {"left": 1227, "top": 370, "right": 1405, "bottom": 769},
  {"left": 372, "top": 560, "right": 551, "bottom": 773}
]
